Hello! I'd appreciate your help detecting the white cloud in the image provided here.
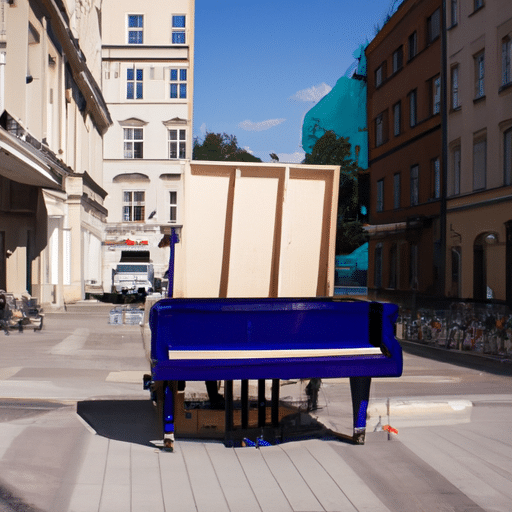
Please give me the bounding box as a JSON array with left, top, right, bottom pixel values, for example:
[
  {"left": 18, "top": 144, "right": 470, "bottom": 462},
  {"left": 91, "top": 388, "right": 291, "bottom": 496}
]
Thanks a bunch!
[
  {"left": 290, "top": 83, "right": 332, "bottom": 102},
  {"left": 243, "top": 146, "right": 254, "bottom": 154},
  {"left": 199, "top": 123, "right": 207, "bottom": 137},
  {"left": 238, "top": 118, "right": 286, "bottom": 132},
  {"left": 276, "top": 151, "right": 305, "bottom": 164}
]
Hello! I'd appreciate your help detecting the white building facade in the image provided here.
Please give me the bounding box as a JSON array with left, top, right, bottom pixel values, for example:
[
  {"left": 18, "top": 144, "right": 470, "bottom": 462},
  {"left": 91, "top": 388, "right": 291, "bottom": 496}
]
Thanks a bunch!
[
  {"left": 101, "top": 0, "right": 195, "bottom": 290},
  {"left": 0, "top": 0, "right": 111, "bottom": 307}
]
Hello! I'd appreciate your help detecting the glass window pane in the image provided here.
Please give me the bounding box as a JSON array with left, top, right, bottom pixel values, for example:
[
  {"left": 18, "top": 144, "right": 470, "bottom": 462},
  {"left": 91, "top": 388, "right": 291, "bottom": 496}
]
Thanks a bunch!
[
  {"left": 127, "top": 83, "right": 134, "bottom": 99},
  {"left": 473, "top": 140, "right": 486, "bottom": 190},
  {"left": 172, "top": 16, "right": 186, "bottom": 28},
  {"left": 123, "top": 206, "right": 131, "bottom": 221},
  {"left": 170, "top": 191, "right": 177, "bottom": 204},
  {"left": 170, "top": 69, "right": 178, "bottom": 81},
  {"left": 172, "top": 32, "right": 185, "bottom": 44},
  {"left": 134, "top": 191, "right": 145, "bottom": 202},
  {"left": 169, "top": 142, "right": 177, "bottom": 159},
  {"left": 123, "top": 191, "right": 132, "bottom": 203},
  {"left": 179, "top": 142, "right": 186, "bottom": 159},
  {"left": 180, "top": 84, "right": 187, "bottom": 98},
  {"left": 170, "top": 84, "right": 178, "bottom": 98},
  {"left": 136, "top": 82, "right": 143, "bottom": 99},
  {"left": 170, "top": 206, "right": 177, "bottom": 223},
  {"left": 124, "top": 142, "right": 133, "bottom": 159},
  {"left": 134, "top": 206, "right": 144, "bottom": 221},
  {"left": 180, "top": 69, "right": 187, "bottom": 81},
  {"left": 454, "top": 147, "right": 461, "bottom": 194},
  {"left": 134, "top": 129, "right": 143, "bottom": 140},
  {"left": 134, "top": 142, "right": 143, "bottom": 159},
  {"left": 169, "top": 130, "right": 177, "bottom": 140},
  {"left": 128, "top": 15, "right": 142, "bottom": 28},
  {"left": 128, "top": 31, "right": 142, "bottom": 44},
  {"left": 136, "top": 69, "right": 143, "bottom": 81},
  {"left": 394, "top": 174, "right": 400, "bottom": 209},
  {"left": 127, "top": 68, "right": 134, "bottom": 80},
  {"left": 179, "top": 130, "right": 186, "bottom": 141}
]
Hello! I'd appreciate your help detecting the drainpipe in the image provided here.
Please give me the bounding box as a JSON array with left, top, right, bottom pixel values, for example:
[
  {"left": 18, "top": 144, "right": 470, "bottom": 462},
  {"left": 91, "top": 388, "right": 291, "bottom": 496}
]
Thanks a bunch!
[{"left": 439, "top": 0, "right": 448, "bottom": 298}]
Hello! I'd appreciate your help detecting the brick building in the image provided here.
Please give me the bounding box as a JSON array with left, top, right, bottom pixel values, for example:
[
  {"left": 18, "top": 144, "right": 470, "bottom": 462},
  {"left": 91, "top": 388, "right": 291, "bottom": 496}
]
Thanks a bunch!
[{"left": 366, "top": 0, "right": 443, "bottom": 305}]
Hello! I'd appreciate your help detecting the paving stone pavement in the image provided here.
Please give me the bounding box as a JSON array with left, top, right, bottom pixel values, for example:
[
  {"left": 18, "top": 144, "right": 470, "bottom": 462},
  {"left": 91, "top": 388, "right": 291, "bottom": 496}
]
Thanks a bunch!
[{"left": 66, "top": 434, "right": 392, "bottom": 512}]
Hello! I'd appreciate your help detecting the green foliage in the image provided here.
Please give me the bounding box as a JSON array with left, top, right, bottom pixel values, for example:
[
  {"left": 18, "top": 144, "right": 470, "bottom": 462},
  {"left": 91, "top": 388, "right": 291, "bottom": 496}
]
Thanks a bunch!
[
  {"left": 193, "top": 132, "right": 262, "bottom": 162},
  {"left": 304, "top": 130, "right": 368, "bottom": 254}
]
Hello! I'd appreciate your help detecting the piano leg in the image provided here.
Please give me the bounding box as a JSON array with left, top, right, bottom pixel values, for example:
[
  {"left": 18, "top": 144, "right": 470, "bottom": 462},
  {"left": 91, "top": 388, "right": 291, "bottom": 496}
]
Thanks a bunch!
[
  {"left": 241, "top": 379, "right": 249, "bottom": 429},
  {"left": 163, "top": 381, "right": 176, "bottom": 451},
  {"left": 350, "top": 376, "right": 371, "bottom": 445},
  {"left": 258, "top": 379, "right": 266, "bottom": 427}
]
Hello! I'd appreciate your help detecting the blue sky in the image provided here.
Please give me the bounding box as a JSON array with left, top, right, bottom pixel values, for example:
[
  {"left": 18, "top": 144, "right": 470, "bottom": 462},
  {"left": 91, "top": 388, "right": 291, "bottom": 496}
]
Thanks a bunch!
[{"left": 193, "top": 0, "right": 400, "bottom": 163}]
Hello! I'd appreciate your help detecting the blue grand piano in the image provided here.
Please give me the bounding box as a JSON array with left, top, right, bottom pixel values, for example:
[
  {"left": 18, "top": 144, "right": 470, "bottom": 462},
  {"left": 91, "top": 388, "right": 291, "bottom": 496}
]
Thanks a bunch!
[{"left": 145, "top": 296, "right": 403, "bottom": 450}]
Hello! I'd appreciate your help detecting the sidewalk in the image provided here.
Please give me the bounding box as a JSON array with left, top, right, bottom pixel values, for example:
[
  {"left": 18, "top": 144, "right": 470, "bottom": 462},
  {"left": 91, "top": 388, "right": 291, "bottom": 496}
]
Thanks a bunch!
[{"left": 2, "top": 303, "right": 511, "bottom": 511}]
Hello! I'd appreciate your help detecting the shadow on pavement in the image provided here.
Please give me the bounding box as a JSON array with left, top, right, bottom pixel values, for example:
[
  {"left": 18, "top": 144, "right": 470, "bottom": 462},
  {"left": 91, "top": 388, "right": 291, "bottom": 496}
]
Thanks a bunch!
[
  {"left": 77, "top": 400, "right": 160, "bottom": 447},
  {"left": 77, "top": 399, "right": 351, "bottom": 447}
]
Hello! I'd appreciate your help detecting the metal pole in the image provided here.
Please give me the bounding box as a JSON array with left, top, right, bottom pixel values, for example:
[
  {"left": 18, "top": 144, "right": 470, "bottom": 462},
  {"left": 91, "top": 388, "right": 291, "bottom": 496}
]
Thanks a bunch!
[{"left": 167, "top": 227, "right": 180, "bottom": 298}]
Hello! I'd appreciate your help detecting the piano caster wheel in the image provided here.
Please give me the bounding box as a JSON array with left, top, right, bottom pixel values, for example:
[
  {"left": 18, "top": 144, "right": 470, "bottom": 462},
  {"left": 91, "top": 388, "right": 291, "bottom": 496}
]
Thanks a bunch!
[
  {"left": 163, "top": 438, "right": 174, "bottom": 452},
  {"left": 353, "top": 428, "right": 366, "bottom": 445}
]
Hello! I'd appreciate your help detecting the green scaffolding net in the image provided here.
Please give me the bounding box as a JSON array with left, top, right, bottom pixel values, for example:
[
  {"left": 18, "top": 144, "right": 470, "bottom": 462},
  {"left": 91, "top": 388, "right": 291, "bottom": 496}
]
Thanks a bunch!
[{"left": 302, "top": 44, "right": 368, "bottom": 169}]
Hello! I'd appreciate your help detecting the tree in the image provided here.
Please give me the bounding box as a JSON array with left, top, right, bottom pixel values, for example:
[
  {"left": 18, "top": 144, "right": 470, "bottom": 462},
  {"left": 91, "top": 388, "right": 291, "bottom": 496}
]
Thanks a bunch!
[
  {"left": 193, "top": 132, "right": 262, "bottom": 162},
  {"left": 304, "top": 130, "right": 368, "bottom": 254}
]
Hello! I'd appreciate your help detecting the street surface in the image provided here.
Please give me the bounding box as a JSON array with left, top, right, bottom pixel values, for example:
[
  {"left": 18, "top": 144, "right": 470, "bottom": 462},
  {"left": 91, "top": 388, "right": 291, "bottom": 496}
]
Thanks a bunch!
[{"left": 0, "top": 302, "right": 511, "bottom": 511}]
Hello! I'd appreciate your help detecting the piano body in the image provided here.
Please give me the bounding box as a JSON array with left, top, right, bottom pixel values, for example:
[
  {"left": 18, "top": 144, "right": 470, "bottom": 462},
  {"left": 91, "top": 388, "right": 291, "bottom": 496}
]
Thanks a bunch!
[{"left": 144, "top": 296, "right": 403, "bottom": 449}]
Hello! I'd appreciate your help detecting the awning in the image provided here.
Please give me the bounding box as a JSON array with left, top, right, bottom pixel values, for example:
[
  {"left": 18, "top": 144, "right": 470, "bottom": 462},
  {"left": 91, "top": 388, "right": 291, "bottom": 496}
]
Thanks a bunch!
[
  {"left": 365, "top": 222, "right": 407, "bottom": 235},
  {"left": 0, "top": 128, "right": 61, "bottom": 189}
]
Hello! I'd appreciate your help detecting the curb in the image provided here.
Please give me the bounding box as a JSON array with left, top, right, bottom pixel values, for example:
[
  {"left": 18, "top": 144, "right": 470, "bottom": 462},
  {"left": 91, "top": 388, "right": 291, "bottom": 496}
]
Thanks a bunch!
[
  {"left": 367, "top": 398, "right": 473, "bottom": 418},
  {"left": 399, "top": 339, "right": 512, "bottom": 376}
]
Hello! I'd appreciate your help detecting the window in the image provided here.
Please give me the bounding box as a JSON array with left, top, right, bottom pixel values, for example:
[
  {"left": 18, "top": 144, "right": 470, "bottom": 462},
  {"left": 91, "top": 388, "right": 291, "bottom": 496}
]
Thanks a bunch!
[
  {"left": 375, "top": 63, "right": 385, "bottom": 88},
  {"left": 172, "top": 15, "right": 186, "bottom": 44},
  {"left": 389, "top": 244, "right": 397, "bottom": 289},
  {"left": 408, "top": 32, "right": 417, "bottom": 61},
  {"left": 474, "top": 0, "right": 483, "bottom": 10},
  {"left": 410, "top": 244, "right": 418, "bottom": 290},
  {"left": 409, "top": 89, "right": 417, "bottom": 127},
  {"left": 169, "top": 191, "right": 178, "bottom": 223},
  {"left": 427, "top": 9, "right": 440, "bottom": 43},
  {"left": 128, "top": 15, "right": 143, "bottom": 44},
  {"left": 504, "top": 128, "right": 512, "bottom": 186},
  {"left": 127, "top": 67, "right": 143, "bottom": 99},
  {"left": 374, "top": 244, "right": 383, "bottom": 288},
  {"left": 503, "top": 37, "right": 512, "bottom": 86},
  {"left": 393, "top": 102, "right": 401, "bottom": 136},
  {"left": 170, "top": 68, "right": 187, "bottom": 99},
  {"left": 451, "top": 247, "right": 461, "bottom": 298},
  {"left": 123, "top": 191, "right": 145, "bottom": 222},
  {"left": 410, "top": 165, "right": 419, "bottom": 205},
  {"left": 451, "top": 66, "right": 460, "bottom": 109},
  {"left": 453, "top": 146, "right": 461, "bottom": 195},
  {"left": 392, "top": 46, "right": 403, "bottom": 74},
  {"left": 169, "top": 129, "right": 186, "bottom": 159},
  {"left": 450, "top": 0, "right": 458, "bottom": 26},
  {"left": 124, "top": 128, "right": 143, "bottom": 159},
  {"left": 432, "top": 76, "right": 441, "bottom": 114},
  {"left": 474, "top": 51, "right": 485, "bottom": 99},
  {"left": 473, "top": 137, "right": 487, "bottom": 190},
  {"left": 375, "top": 113, "right": 384, "bottom": 147},
  {"left": 393, "top": 173, "right": 401, "bottom": 209},
  {"left": 431, "top": 157, "right": 441, "bottom": 199},
  {"left": 376, "top": 179, "right": 384, "bottom": 212}
]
